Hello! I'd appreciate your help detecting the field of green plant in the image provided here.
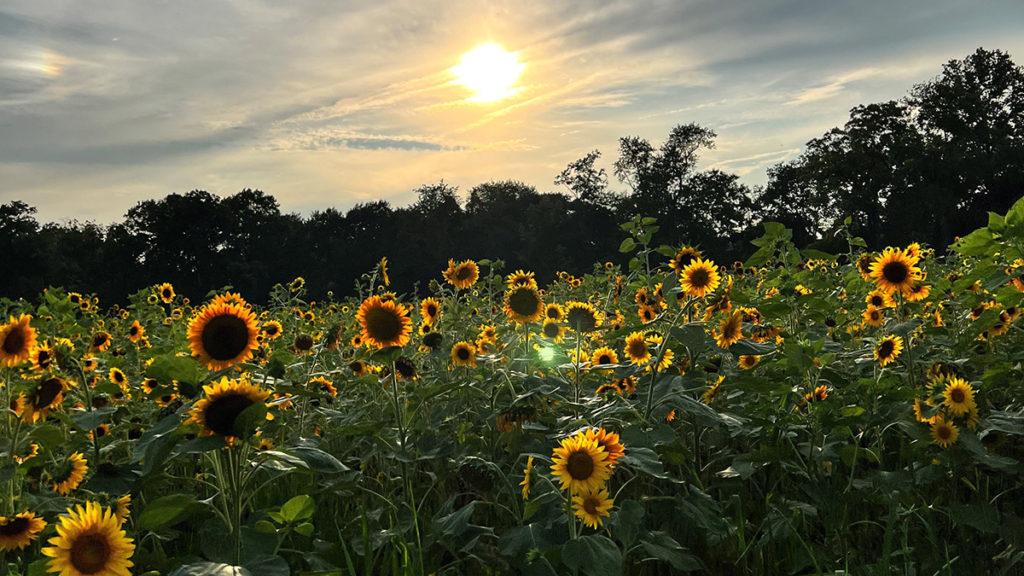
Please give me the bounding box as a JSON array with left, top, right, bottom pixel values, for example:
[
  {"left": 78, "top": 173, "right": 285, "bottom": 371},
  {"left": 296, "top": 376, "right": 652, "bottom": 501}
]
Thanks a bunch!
[{"left": 2, "top": 198, "right": 1024, "bottom": 576}]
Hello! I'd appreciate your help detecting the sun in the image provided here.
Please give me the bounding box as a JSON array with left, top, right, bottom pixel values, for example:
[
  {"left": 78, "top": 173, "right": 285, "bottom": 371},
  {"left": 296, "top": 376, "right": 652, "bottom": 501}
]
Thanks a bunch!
[{"left": 452, "top": 43, "right": 525, "bottom": 103}]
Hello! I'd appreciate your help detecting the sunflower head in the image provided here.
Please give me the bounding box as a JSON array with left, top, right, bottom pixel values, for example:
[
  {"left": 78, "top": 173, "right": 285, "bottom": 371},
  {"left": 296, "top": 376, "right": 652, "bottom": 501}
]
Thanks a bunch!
[
  {"left": 590, "top": 347, "right": 619, "bottom": 367},
  {"left": 541, "top": 319, "right": 566, "bottom": 342},
  {"left": 443, "top": 259, "right": 480, "bottom": 289},
  {"left": 450, "top": 341, "right": 477, "bottom": 368},
  {"left": 564, "top": 302, "right": 602, "bottom": 333},
  {"left": 24, "top": 376, "right": 68, "bottom": 423},
  {"left": 419, "top": 297, "right": 442, "bottom": 323},
  {"left": 503, "top": 286, "right": 544, "bottom": 324},
  {"left": 157, "top": 282, "right": 176, "bottom": 303},
  {"left": 942, "top": 376, "right": 975, "bottom": 417},
  {"left": 874, "top": 335, "right": 904, "bottom": 367},
  {"left": 52, "top": 452, "right": 88, "bottom": 495},
  {"left": 550, "top": 432, "right": 612, "bottom": 494},
  {"left": 623, "top": 331, "right": 651, "bottom": 365},
  {"left": 188, "top": 301, "right": 260, "bottom": 370},
  {"left": 869, "top": 247, "right": 921, "bottom": 295},
  {"left": 0, "top": 314, "right": 37, "bottom": 367},
  {"left": 357, "top": 296, "right": 412, "bottom": 349},
  {"left": 188, "top": 377, "right": 270, "bottom": 439},
  {"left": 679, "top": 258, "right": 721, "bottom": 298},
  {"left": 43, "top": 501, "right": 134, "bottom": 576},
  {"left": 0, "top": 511, "right": 46, "bottom": 552},
  {"left": 669, "top": 246, "right": 702, "bottom": 273},
  {"left": 715, "top": 311, "right": 743, "bottom": 349},
  {"left": 931, "top": 416, "right": 959, "bottom": 448},
  {"left": 506, "top": 269, "right": 537, "bottom": 290},
  {"left": 572, "top": 487, "right": 614, "bottom": 529}
]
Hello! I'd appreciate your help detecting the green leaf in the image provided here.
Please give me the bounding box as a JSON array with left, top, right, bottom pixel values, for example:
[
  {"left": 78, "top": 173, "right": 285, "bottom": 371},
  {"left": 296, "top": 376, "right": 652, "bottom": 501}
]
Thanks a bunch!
[
  {"left": 279, "top": 494, "right": 315, "bottom": 523},
  {"left": 640, "top": 531, "right": 702, "bottom": 572},
  {"left": 610, "top": 500, "right": 644, "bottom": 549},
  {"left": 146, "top": 354, "right": 207, "bottom": 387},
  {"left": 169, "top": 563, "right": 252, "bottom": 576},
  {"left": 294, "top": 522, "right": 314, "bottom": 537},
  {"left": 286, "top": 445, "right": 350, "bottom": 474},
  {"left": 619, "top": 237, "right": 636, "bottom": 253},
  {"left": 139, "top": 494, "right": 200, "bottom": 531},
  {"left": 562, "top": 535, "right": 622, "bottom": 576},
  {"left": 70, "top": 407, "right": 117, "bottom": 431},
  {"left": 728, "top": 340, "right": 776, "bottom": 356},
  {"left": 233, "top": 402, "right": 268, "bottom": 439}
]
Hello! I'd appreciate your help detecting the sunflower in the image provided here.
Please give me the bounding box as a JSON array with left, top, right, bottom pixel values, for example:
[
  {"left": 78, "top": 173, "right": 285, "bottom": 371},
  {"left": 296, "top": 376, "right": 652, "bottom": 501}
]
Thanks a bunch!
[
  {"left": 90, "top": 331, "right": 112, "bottom": 352},
  {"left": 623, "top": 332, "right": 651, "bottom": 365},
  {"left": 261, "top": 320, "right": 283, "bottom": 340},
  {"left": 32, "top": 342, "right": 55, "bottom": 371},
  {"left": 188, "top": 377, "right": 270, "bottom": 439},
  {"left": 862, "top": 307, "right": 884, "bottom": 328},
  {"left": 154, "top": 282, "right": 175, "bottom": 304},
  {"left": 855, "top": 253, "right": 875, "bottom": 280},
  {"left": 124, "top": 320, "right": 144, "bottom": 344},
  {"left": 595, "top": 382, "right": 622, "bottom": 395},
  {"left": 679, "top": 258, "right": 721, "bottom": 298},
  {"left": 738, "top": 355, "right": 761, "bottom": 370},
  {"left": 114, "top": 496, "right": 131, "bottom": 526},
  {"left": 804, "top": 385, "right": 828, "bottom": 403},
  {"left": 43, "top": 501, "right": 134, "bottom": 576},
  {"left": 572, "top": 487, "right": 614, "bottom": 530},
  {"left": 443, "top": 259, "right": 479, "bottom": 289},
  {"left": 506, "top": 269, "right": 537, "bottom": 289},
  {"left": 378, "top": 256, "right": 390, "bottom": 287},
  {"left": 541, "top": 320, "right": 566, "bottom": 342},
  {"left": 520, "top": 456, "right": 534, "bottom": 500},
  {"left": 874, "top": 335, "right": 904, "bottom": 367},
  {"left": 930, "top": 416, "right": 959, "bottom": 448},
  {"left": 942, "top": 377, "right": 975, "bottom": 417},
  {"left": 637, "top": 304, "right": 658, "bottom": 324},
  {"left": 544, "top": 303, "right": 564, "bottom": 322},
  {"left": 23, "top": 376, "right": 69, "bottom": 423},
  {"left": 564, "top": 302, "right": 602, "bottom": 333},
  {"left": 53, "top": 452, "right": 88, "bottom": 495},
  {"left": 503, "top": 286, "right": 544, "bottom": 324},
  {"left": 669, "top": 246, "right": 702, "bottom": 273},
  {"left": 419, "top": 297, "right": 441, "bottom": 324},
  {"left": 865, "top": 290, "right": 895, "bottom": 309},
  {"left": 715, "top": 311, "right": 743, "bottom": 349},
  {"left": 188, "top": 302, "right": 260, "bottom": 370},
  {"left": 310, "top": 376, "right": 338, "bottom": 397},
  {"left": 905, "top": 283, "right": 931, "bottom": 302},
  {"left": 590, "top": 347, "right": 619, "bottom": 368},
  {"left": 357, "top": 296, "right": 412, "bottom": 349},
  {"left": 586, "top": 428, "right": 625, "bottom": 464},
  {"left": 869, "top": 247, "right": 921, "bottom": 295},
  {"left": 108, "top": 368, "right": 127, "bottom": 388},
  {"left": 550, "top": 433, "right": 612, "bottom": 494},
  {"left": 0, "top": 314, "right": 37, "bottom": 367},
  {"left": 450, "top": 341, "right": 477, "bottom": 368},
  {"left": 349, "top": 360, "right": 371, "bottom": 377},
  {"left": 0, "top": 511, "right": 46, "bottom": 551}
]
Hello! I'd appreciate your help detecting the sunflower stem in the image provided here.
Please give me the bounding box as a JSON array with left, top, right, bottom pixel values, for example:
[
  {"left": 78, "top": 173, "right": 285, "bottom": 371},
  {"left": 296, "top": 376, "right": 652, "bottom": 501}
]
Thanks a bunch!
[
  {"left": 643, "top": 306, "right": 687, "bottom": 421},
  {"left": 389, "top": 362, "right": 425, "bottom": 576}
]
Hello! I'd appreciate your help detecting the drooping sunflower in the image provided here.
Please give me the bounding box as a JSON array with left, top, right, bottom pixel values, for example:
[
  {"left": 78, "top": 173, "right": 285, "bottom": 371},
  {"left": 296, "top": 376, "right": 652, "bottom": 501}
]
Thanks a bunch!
[
  {"left": 715, "top": 311, "right": 743, "bottom": 349},
  {"left": 187, "top": 377, "right": 270, "bottom": 439},
  {"left": 590, "top": 347, "right": 619, "bottom": 368},
  {"left": 0, "top": 314, "right": 37, "bottom": 367},
  {"left": 668, "top": 246, "right": 702, "bottom": 274},
  {"left": 0, "top": 511, "right": 46, "bottom": 552},
  {"left": 187, "top": 301, "right": 260, "bottom": 370},
  {"left": 874, "top": 335, "right": 904, "bottom": 367},
  {"left": 394, "top": 356, "right": 417, "bottom": 381},
  {"left": 310, "top": 376, "right": 338, "bottom": 398},
  {"left": 623, "top": 331, "right": 652, "bottom": 365},
  {"left": 378, "top": 256, "right": 390, "bottom": 287},
  {"left": 564, "top": 301, "right": 603, "bottom": 333},
  {"left": 869, "top": 247, "right": 921, "bottom": 295},
  {"left": 679, "top": 258, "right": 721, "bottom": 298},
  {"left": 450, "top": 341, "right": 477, "bottom": 368},
  {"left": 288, "top": 277, "right": 305, "bottom": 293},
  {"left": 43, "top": 501, "right": 134, "bottom": 576},
  {"left": 53, "top": 452, "right": 88, "bottom": 495},
  {"left": 419, "top": 297, "right": 442, "bottom": 324},
  {"left": 442, "top": 259, "right": 479, "bottom": 290},
  {"left": 506, "top": 269, "right": 537, "bottom": 289},
  {"left": 157, "top": 282, "right": 176, "bottom": 303},
  {"left": 520, "top": 456, "right": 534, "bottom": 500},
  {"left": 503, "top": 286, "right": 544, "bottom": 325},
  {"left": 550, "top": 433, "right": 612, "bottom": 494},
  {"left": 572, "top": 487, "right": 614, "bottom": 530},
  {"left": 357, "top": 296, "right": 412, "bottom": 349},
  {"left": 942, "top": 377, "right": 975, "bottom": 417},
  {"left": 114, "top": 495, "right": 131, "bottom": 526},
  {"left": 930, "top": 416, "right": 959, "bottom": 448},
  {"left": 349, "top": 360, "right": 371, "bottom": 377}
]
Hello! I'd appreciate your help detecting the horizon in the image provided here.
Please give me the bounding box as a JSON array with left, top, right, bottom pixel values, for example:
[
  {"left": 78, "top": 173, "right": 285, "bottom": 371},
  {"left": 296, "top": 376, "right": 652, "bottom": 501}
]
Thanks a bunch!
[{"left": 2, "top": 1, "right": 1024, "bottom": 224}]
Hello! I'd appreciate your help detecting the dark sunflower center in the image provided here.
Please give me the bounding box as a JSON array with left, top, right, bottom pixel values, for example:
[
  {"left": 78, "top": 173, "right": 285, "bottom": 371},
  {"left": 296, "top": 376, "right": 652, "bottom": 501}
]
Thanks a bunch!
[
  {"left": 950, "top": 388, "right": 965, "bottom": 403},
  {"left": 546, "top": 308, "right": 559, "bottom": 319},
  {"left": 455, "top": 266, "right": 473, "bottom": 281},
  {"left": 70, "top": 533, "right": 111, "bottom": 574},
  {"left": 0, "top": 517, "right": 29, "bottom": 536},
  {"left": 870, "top": 295, "right": 883, "bottom": 307},
  {"left": 628, "top": 340, "right": 647, "bottom": 358},
  {"left": 878, "top": 341, "right": 894, "bottom": 358},
  {"left": 583, "top": 497, "right": 600, "bottom": 515},
  {"left": 427, "top": 304, "right": 437, "bottom": 316},
  {"left": 32, "top": 378, "right": 64, "bottom": 409},
  {"left": 688, "top": 268, "right": 710, "bottom": 288},
  {"left": 203, "top": 392, "right": 255, "bottom": 436},
  {"left": 597, "top": 354, "right": 612, "bottom": 365},
  {"left": 567, "top": 309, "right": 597, "bottom": 332},
  {"left": 201, "top": 314, "right": 251, "bottom": 361},
  {"left": 456, "top": 347, "right": 471, "bottom": 360},
  {"left": 37, "top": 349, "right": 52, "bottom": 366},
  {"left": 508, "top": 289, "right": 540, "bottom": 317},
  {"left": 882, "top": 261, "right": 909, "bottom": 284},
  {"left": 130, "top": 326, "right": 139, "bottom": 337},
  {"left": 265, "top": 325, "right": 278, "bottom": 335},
  {"left": 365, "top": 306, "right": 402, "bottom": 343},
  {"left": 937, "top": 426, "right": 951, "bottom": 440},
  {"left": 396, "top": 360, "right": 416, "bottom": 378},
  {"left": 3, "top": 329, "right": 26, "bottom": 355},
  {"left": 294, "top": 334, "right": 314, "bottom": 351},
  {"left": 162, "top": 288, "right": 172, "bottom": 298},
  {"left": 92, "top": 334, "right": 108, "bottom": 348},
  {"left": 543, "top": 323, "right": 560, "bottom": 338},
  {"left": 566, "top": 452, "right": 595, "bottom": 480}
]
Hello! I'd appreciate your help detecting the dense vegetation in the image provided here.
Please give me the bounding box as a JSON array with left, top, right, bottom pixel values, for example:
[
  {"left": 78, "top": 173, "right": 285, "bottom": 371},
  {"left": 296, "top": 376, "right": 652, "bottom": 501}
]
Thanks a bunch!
[
  {"left": 1, "top": 193, "right": 1023, "bottom": 575},
  {"left": 3, "top": 48, "right": 1022, "bottom": 306}
]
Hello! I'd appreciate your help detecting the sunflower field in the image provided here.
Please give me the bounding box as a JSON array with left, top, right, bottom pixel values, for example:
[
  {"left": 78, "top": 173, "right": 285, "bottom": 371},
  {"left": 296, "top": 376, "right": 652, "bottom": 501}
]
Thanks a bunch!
[{"left": 1, "top": 196, "right": 1024, "bottom": 576}]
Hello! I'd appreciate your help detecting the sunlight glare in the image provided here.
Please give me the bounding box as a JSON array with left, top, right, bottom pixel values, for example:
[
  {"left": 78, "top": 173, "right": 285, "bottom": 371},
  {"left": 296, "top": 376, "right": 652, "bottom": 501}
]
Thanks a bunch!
[{"left": 451, "top": 43, "right": 525, "bottom": 103}]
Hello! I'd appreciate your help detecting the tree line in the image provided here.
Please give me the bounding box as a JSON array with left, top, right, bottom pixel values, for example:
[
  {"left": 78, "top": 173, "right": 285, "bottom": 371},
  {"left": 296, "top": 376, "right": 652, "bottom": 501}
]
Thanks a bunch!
[{"left": 1, "top": 47, "right": 1021, "bottom": 304}]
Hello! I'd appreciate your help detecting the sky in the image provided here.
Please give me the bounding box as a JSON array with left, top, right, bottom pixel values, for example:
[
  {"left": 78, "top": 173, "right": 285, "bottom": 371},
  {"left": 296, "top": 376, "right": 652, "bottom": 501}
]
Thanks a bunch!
[{"left": 2, "top": 1, "right": 1023, "bottom": 223}]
